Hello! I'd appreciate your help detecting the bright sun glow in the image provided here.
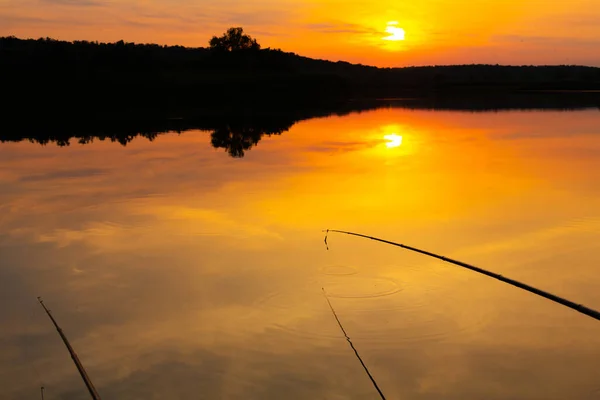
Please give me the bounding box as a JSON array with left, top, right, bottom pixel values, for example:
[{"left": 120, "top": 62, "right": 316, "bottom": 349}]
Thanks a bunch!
[
  {"left": 383, "top": 21, "right": 405, "bottom": 41},
  {"left": 384, "top": 134, "right": 403, "bottom": 148}
]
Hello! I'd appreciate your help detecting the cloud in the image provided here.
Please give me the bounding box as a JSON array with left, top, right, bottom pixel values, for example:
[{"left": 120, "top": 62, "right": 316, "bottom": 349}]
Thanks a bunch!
[
  {"left": 18, "top": 168, "right": 108, "bottom": 182},
  {"left": 537, "top": 11, "right": 600, "bottom": 29},
  {"left": 26, "top": 329, "right": 600, "bottom": 399},
  {"left": 218, "top": 9, "right": 294, "bottom": 27},
  {"left": 306, "top": 22, "right": 379, "bottom": 35},
  {"left": 91, "top": 354, "right": 231, "bottom": 399},
  {"left": 250, "top": 30, "right": 291, "bottom": 38},
  {"left": 493, "top": 129, "right": 600, "bottom": 141},
  {"left": 1, "top": 0, "right": 300, "bottom": 42},
  {"left": 488, "top": 34, "right": 600, "bottom": 65},
  {"left": 38, "top": 0, "right": 105, "bottom": 6},
  {"left": 493, "top": 34, "right": 600, "bottom": 47},
  {"left": 0, "top": 14, "right": 92, "bottom": 28},
  {"left": 305, "top": 140, "right": 373, "bottom": 153}
]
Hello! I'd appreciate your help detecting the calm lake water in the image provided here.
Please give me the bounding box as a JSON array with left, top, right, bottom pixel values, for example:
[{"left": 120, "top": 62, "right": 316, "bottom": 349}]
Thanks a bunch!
[{"left": 1, "top": 106, "right": 599, "bottom": 399}]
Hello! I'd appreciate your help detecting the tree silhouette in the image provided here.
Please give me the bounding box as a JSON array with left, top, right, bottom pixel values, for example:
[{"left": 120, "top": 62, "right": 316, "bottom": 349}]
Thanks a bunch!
[
  {"left": 210, "top": 126, "right": 261, "bottom": 157},
  {"left": 209, "top": 27, "right": 260, "bottom": 51},
  {"left": 210, "top": 121, "right": 289, "bottom": 158}
]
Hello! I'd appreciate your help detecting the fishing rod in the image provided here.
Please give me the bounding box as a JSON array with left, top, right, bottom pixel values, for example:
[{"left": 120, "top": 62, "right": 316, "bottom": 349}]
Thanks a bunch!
[
  {"left": 37, "top": 297, "right": 102, "bottom": 400},
  {"left": 323, "top": 230, "right": 600, "bottom": 322},
  {"left": 322, "top": 288, "right": 387, "bottom": 400}
]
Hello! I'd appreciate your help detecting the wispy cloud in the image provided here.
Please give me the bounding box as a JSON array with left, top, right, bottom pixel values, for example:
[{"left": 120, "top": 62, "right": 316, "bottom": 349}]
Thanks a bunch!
[
  {"left": 537, "top": 12, "right": 600, "bottom": 29},
  {"left": 38, "top": 0, "right": 106, "bottom": 6},
  {"left": 493, "top": 34, "right": 600, "bottom": 47},
  {"left": 0, "top": 14, "right": 92, "bottom": 28},
  {"left": 305, "top": 22, "right": 379, "bottom": 35},
  {"left": 19, "top": 168, "right": 107, "bottom": 182},
  {"left": 305, "top": 139, "right": 374, "bottom": 153}
]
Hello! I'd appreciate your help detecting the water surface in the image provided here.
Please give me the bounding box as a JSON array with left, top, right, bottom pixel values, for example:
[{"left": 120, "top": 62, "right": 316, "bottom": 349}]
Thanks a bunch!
[{"left": 1, "top": 107, "right": 599, "bottom": 399}]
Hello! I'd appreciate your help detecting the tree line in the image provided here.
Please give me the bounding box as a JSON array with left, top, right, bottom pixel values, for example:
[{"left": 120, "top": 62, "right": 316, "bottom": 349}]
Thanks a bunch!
[{"left": 1, "top": 27, "right": 600, "bottom": 116}]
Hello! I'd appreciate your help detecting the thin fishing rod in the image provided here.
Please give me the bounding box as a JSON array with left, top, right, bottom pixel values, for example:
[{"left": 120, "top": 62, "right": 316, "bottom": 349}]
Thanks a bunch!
[
  {"left": 324, "top": 230, "right": 600, "bottom": 322},
  {"left": 37, "top": 297, "right": 102, "bottom": 400},
  {"left": 322, "top": 288, "right": 387, "bottom": 400}
]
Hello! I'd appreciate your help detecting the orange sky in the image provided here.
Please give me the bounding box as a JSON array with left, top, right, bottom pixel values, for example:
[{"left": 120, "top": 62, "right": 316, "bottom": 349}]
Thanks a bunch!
[{"left": 1, "top": 0, "right": 600, "bottom": 66}]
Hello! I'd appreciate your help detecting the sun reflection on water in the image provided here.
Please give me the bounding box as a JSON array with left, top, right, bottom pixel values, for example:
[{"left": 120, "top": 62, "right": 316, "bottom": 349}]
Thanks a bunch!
[{"left": 384, "top": 133, "right": 403, "bottom": 148}]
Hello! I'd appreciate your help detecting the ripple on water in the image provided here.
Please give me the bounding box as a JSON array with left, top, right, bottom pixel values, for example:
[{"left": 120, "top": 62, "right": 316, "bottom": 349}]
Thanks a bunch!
[
  {"left": 322, "top": 276, "right": 401, "bottom": 299},
  {"left": 319, "top": 267, "right": 492, "bottom": 347},
  {"left": 252, "top": 266, "right": 400, "bottom": 313},
  {"left": 349, "top": 293, "right": 494, "bottom": 348},
  {"left": 248, "top": 269, "right": 402, "bottom": 342},
  {"left": 250, "top": 264, "right": 491, "bottom": 347},
  {"left": 250, "top": 282, "right": 342, "bottom": 341},
  {"left": 320, "top": 264, "right": 358, "bottom": 276}
]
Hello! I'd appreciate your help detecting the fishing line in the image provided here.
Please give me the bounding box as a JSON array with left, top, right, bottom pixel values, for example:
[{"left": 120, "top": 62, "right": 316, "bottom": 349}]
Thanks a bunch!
[
  {"left": 321, "top": 288, "right": 387, "bottom": 400},
  {"left": 323, "top": 229, "right": 600, "bottom": 322}
]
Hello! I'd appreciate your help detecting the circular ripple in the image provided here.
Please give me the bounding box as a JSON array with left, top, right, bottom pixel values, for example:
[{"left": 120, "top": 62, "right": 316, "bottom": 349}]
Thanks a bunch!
[
  {"left": 250, "top": 281, "right": 328, "bottom": 314},
  {"left": 320, "top": 265, "right": 358, "bottom": 276},
  {"left": 324, "top": 276, "right": 401, "bottom": 299},
  {"left": 245, "top": 265, "right": 492, "bottom": 348}
]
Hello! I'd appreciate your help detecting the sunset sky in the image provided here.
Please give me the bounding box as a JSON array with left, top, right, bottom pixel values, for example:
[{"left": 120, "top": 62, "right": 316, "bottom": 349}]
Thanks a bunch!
[{"left": 1, "top": 0, "right": 600, "bottom": 67}]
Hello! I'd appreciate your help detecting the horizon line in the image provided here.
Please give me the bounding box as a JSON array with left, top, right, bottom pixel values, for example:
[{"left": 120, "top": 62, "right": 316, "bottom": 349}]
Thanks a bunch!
[{"left": 3, "top": 35, "right": 600, "bottom": 70}]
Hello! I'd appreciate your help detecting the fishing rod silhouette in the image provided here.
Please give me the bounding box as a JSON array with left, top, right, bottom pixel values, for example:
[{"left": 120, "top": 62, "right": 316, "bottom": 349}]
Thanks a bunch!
[
  {"left": 323, "top": 229, "right": 600, "bottom": 322},
  {"left": 38, "top": 297, "right": 102, "bottom": 400},
  {"left": 322, "top": 288, "right": 387, "bottom": 400},
  {"left": 321, "top": 229, "right": 600, "bottom": 400}
]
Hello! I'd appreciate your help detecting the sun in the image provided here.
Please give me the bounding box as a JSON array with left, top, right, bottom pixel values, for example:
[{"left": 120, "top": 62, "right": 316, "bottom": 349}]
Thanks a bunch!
[
  {"left": 384, "top": 134, "right": 403, "bottom": 148},
  {"left": 383, "top": 21, "right": 405, "bottom": 41}
]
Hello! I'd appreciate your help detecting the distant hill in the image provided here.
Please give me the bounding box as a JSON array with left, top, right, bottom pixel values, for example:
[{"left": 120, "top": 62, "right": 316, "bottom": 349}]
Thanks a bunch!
[{"left": 2, "top": 36, "right": 600, "bottom": 116}]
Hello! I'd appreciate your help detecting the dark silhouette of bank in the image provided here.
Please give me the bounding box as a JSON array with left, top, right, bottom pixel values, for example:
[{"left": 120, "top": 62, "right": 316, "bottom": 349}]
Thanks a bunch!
[
  {"left": 0, "top": 103, "right": 384, "bottom": 157},
  {"left": 2, "top": 28, "right": 600, "bottom": 118},
  {"left": 2, "top": 28, "right": 600, "bottom": 156},
  {"left": 2, "top": 97, "right": 600, "bottom": 158}
]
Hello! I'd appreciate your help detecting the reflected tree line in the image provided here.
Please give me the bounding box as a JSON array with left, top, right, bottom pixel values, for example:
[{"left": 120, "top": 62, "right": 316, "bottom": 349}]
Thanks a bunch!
[
  {"left": 0, "top": 118, "right": 293, "bottom": 158},
  {"left": 2, "top": 93, "right": 599, "bottom": 158},
  {"left": 0, "top": 104, "right": 383, "bottom": 157}
]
